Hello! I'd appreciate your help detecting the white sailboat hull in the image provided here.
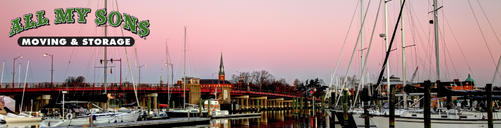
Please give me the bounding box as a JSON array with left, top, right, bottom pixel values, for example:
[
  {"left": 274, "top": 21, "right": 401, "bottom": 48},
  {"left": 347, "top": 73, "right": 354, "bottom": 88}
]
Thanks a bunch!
[
  {"left": 3, "top": 116, "right": 42, "bottom": 123},
  {"left": 39, "top": 111, "right": 141, "bottom": 127}
]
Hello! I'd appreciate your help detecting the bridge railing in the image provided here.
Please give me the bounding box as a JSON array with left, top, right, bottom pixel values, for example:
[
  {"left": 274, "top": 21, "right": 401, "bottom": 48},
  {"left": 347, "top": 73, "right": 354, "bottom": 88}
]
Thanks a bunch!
[
  {"left": 0, "top": 82, "right": 182, "bottom": 90},
  {"left": 0, "top": 82, "right": 300, "bottom": 96}
]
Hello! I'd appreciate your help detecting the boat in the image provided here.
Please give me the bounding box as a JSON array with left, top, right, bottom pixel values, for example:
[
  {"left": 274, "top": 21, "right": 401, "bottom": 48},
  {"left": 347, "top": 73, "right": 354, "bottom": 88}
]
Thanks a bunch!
[
  {"left": 370, "top": 110, "right": 501, "bottom": 128},
  {"left": 1, "top": 95, "right": 42, "bottom": 124},
  {"left": 39, "top": 93, "right": 142, "bottom": 127},
  {"left": 166, "top": 104, "right": 207, "bottom": 118},
  {"left": 330, "top": 0, "right": 501, "bottom": 127},
  {"left": 3, "top": 112, "right": 41, "bottom": 123},
  {"left": 364, "top": 0, "right": 501, "bottom": 127},
  {"left": 204, "top": 99, "right": 229, "bottom": 118},
  {"left": 40, "top": 110, "right": 141, "bottom": 127},
  {"left": 0, "top": 63, "right": 43, "bottom": 124}
]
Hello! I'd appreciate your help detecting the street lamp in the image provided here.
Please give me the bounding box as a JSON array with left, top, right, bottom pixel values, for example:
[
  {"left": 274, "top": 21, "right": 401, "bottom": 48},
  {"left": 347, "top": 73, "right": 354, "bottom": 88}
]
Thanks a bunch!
[
  {"left": 43, "top": 53, "right": 53, "bottom": 88},
  {"left": 12, "top": 55, "right": 22, "bottom": 88},
  {"left": 138, "top": 64, "right": 146, "bottom": 85},
  {"left": 212, "top": 72, "right": 217, "bottom": 84}
]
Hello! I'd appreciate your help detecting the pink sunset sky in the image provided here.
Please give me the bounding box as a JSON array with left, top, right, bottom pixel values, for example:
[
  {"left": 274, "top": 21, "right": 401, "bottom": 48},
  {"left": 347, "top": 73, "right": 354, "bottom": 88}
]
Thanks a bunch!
[{"left": 0, "top": 0, "right": 500, "bottom": 87}]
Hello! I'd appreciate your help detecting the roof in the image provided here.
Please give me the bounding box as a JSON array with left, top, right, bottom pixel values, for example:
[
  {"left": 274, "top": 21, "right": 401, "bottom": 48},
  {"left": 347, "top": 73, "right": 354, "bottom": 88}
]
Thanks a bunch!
[
  {"left": 219, "top": 52, "right": 225, "bottom": 75},
  {"left": 465, "top": 73, "right": 475, "bottom": 84},
  {"left": 199, "top": 79, "right": 232, "bottom": 84}
]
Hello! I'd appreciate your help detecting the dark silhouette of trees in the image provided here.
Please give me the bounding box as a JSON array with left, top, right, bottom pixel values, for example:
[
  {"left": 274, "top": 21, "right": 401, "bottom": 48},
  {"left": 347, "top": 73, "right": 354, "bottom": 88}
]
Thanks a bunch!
[
  {"left": 252, "top": 70, "right": 274, "bottom": 89},
  {"left": 65, "top": 76, "right": 85, "bottom": 87}
]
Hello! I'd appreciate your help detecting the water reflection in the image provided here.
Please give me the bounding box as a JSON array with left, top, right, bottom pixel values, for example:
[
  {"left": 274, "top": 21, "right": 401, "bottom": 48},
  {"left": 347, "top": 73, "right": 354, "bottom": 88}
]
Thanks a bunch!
[
  {"left": 1, "top": 110, "right": 339, "bottom": 128},
  {"left": 211, "top": 109, "right": 339, "bottom": 128}
]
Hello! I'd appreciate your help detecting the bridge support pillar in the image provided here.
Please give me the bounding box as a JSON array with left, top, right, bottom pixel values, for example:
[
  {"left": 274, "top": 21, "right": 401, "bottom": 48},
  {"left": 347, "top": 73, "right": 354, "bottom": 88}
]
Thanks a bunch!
[
  {"left": 42, "top": 94, "right": 50, "bottom": 107},
  {"left": 233, "top": 95, "right": 249, "bottom": 111},
  {"left": 148, "top": 93, "right": 158, "bottom": 110},
  {"left": 141, "top": 95, "right": 146, "bottom": 109},
  {"left": 189, "top": 85, "right": 201, "bottom": 105},
  {"left": 265, "top": 99, "right": 268, "bottom": 110}
]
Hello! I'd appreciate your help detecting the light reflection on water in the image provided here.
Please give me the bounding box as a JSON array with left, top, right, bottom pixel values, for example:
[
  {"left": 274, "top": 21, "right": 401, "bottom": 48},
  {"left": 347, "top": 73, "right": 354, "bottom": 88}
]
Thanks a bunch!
[
  {"left": 210, "top": 110, "right": 337, "bottom": 128},
  {"left": 1, "top": 110, "right": 339, "bottom": 128}
]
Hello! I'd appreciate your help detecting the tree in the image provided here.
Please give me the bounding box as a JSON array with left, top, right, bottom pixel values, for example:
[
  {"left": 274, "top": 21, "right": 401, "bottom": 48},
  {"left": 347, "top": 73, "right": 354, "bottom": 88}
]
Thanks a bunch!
[
  {"left": 231, "top": 71, "right": 252, "bottom": 84},
  {"left": 306, "top": 78, "right": 324, "bottom": 88},
  {"left": 230, "top": 74, "right": 239, "bottom": 84},
  {"left": 239, "top": 71, "right": 252, "bottom": 84},
  {"left": 339, "top": 75, "right": 359, "bottom": 89},
  {"left": 251, "top": 70, "right": 274, "bottom": 89},
  {"left": 294, "top": 78, "right": 305, "bottom": 91},
  {"left": 65, "top": 76, "right": 85, "bottom": 87}
]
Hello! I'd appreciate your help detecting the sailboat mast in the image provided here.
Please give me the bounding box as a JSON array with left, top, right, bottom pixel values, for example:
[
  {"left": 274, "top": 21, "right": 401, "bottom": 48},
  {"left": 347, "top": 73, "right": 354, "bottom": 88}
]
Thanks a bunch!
[
  {"left": 103, "top": 0, "right": 108, "bottom": 112},
  {"left": 385, "top": 0, "right": 391, "bottom": 105},
  {"left": 401, "top": 0, "right": 407, "bottom": 109},
  {"left": 183, "top": 26, "right": 187, "bottom": 109},
  {"left": 166, "top": 40, "right": 170, "bottom": 102},
  {"left": 434, "top": 0, "right": 440, "bottom": 80},
  {"left": 104, "top": 0, "right": 108, "bottom": 94},
  {"left": 360, "top": 0, "right": 364, "bottom": 101},
  {"left": 20, "top": 61, "right": 29, "bottom": 113}
]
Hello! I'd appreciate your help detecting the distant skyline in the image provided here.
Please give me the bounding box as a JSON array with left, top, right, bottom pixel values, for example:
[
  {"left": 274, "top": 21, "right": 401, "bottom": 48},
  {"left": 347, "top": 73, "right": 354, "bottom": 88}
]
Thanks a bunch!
[{"left": 1, "top": 0, "right": 500, "bottom": 87}]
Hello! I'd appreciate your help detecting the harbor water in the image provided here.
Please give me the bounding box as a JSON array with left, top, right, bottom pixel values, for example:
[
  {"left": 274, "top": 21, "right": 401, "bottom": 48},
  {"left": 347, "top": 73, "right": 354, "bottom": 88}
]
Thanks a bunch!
[{"left": 0, "top": 110, "right": 342, "bottom": 128}]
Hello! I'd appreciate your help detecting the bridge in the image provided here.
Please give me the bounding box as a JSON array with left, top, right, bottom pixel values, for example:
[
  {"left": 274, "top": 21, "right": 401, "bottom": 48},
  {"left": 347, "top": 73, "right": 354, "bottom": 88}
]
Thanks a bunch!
[{"left": 0, "top": 83, "right": 328, "bottom": 113}]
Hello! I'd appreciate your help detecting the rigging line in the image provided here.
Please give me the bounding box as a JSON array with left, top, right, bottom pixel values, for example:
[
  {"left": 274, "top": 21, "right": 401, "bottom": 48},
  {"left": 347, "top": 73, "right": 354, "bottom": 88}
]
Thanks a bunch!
[
  {"left": 329, "top": 0, "right": 359, "bottom": 87},
  {"left": 114, "top": 0, "right": 140, "bottom": 108},
  {"left": 133, "top": 46, "right": 139, "bottom": 84},
  {"left": 440, "top": 31, "right": 459, "bottom": 79},
  {"left": 408, "top": 8, "right": 422, "bottom": 77},
  {"left": 63, "top": 2, "right": 96, "bottom": 82},
  {"left": 187, "top": 36, "right": 197, "bottom": 77},
  {"left": 442, "top": 10, "right": 475, "bottom": 78},
  {"left": 352, "top": 0, "right": 384, "bottom": 107},
  {"left": 335, "top": 0, "right": 372, "bottom": 106},
  {"left": 29, "top": 62, "right": 34, "bottom": 85},
  {"left": 84, "top": 44, "right": 97, "bottom": 80},
  {"left": 374, "top": 0, "right": 406, "bottom": 91},
  {"left": 476, "top": 0, "right": 501, "bottom": 46},
  {"left": 427, "top": 0, "right": 433, "bottom": 80},
  {"left": 63, "top": 47, "right": 77, "bottom": 80},
  {"left": 439, "top": 27, "right": 450, "bottom": 80},
  {"left": 467, "top": 0, "right": 500, "bottom": 76}
]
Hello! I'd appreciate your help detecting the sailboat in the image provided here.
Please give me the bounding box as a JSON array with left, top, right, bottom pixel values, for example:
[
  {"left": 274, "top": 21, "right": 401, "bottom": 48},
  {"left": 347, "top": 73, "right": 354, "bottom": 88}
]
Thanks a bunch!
[
  {"left": 165, "top": 27, "right": 210, "bottom": 118},
  {"left": 204, "top": 87, "right": 229, "bottom": 118},
  {"left": 1, "top": 96, "right": 42, "bottom": 124},
  {"left": 39, "top": 0, "right": 143, "bottom": 127},
  {"left": 363, "top": 0, "right": 501, "bottom": 127},
  {"left": 1, "top": 62, "right": 43, "bottom": 124}
]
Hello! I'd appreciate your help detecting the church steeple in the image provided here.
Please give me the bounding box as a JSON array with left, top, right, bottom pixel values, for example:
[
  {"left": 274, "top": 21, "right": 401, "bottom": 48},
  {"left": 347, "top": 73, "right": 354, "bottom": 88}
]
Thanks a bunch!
[{"left": 218, "top": 52, "right": 225, "bottom": 81}]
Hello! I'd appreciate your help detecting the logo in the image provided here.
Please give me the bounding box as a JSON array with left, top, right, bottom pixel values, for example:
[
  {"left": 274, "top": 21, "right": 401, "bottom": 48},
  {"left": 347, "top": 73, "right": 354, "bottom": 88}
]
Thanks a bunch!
[{"left": 9, "top": 8, "right": 150, "bottom": 47}]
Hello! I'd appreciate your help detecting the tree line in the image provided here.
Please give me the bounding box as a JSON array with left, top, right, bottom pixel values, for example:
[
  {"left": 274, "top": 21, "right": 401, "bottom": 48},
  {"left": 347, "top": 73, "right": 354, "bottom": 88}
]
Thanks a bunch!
[{"left": 231, "top": 70, "right": 326, "bottom": 94}]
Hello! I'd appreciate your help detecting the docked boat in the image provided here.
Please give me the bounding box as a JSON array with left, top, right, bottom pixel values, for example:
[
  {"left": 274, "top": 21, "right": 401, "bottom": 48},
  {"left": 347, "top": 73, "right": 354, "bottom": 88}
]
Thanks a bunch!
[
  {"left": 166, "top": 104, "right": 207, "bottom": 118},
  {"left": 3, "top": 112, "right": 42, "bottom": 123},
  {"left": 1, "top": 96, "right": 42, "bottom": 123},
  {"left": 204, "top": 99, "right": 229, "bottom": 118},
  {"left": 40, "top": 110, "right": 141, "bottom": 127}
]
